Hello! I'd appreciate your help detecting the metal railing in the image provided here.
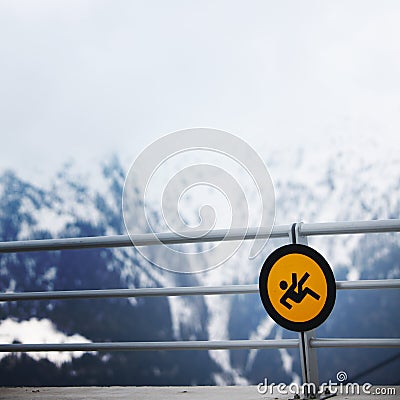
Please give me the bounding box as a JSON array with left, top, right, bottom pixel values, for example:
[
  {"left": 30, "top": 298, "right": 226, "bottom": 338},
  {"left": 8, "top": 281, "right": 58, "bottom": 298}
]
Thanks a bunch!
[
  {"left": 1, "top": 219, "right": 399, "bottom": 253},
  {"left": 0, "top": 219, "right": 399, "bottom": 395}
]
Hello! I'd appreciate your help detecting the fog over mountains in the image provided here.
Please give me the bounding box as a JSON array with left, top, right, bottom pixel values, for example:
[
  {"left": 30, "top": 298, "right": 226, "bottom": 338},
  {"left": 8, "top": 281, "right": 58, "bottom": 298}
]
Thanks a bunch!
[{"left": 0, "top": 140, "right": 399, "bottom": 386}]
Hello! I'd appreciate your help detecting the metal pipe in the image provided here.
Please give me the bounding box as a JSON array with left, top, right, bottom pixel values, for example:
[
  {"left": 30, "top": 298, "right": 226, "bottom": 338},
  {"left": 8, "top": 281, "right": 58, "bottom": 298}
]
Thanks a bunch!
[
  {"left": 0, "top": 285, "right": 259, "bottom": 302},
  {"left": 0, "top": 225, "right": 290, "bottom": 253},
  {"left": 299, "top": 219, "right": 400, "bottom": 236},
  {"left": 0, "top": 339, "right": 299, "bottom": 352},
  {"left": 2, "top": 338, "right": 398, "bottom": 353},
  {"left": 311, "top": 338, "right": 400, "bottom": 348},
  {"left": 0, "top": 219, "right": 399, "bottom": 254},
  {"left": 1, "top": 280, "right": 399, "bottom": 302},
  {"left": 335, "top": 279, "right": 400, "bottom": 290},
  {"left": 293, "top": 222, "right": 319, "bottom": 392}
]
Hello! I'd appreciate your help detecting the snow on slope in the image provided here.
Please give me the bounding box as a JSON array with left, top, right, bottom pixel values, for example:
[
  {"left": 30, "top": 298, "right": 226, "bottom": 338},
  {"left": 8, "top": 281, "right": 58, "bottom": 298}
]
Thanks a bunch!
[
  {"left": 0, "top": 318, "right": 93, "bottom": 366},
  {"left": 270, "top": 138, "right": 400, "bottom": 275}
]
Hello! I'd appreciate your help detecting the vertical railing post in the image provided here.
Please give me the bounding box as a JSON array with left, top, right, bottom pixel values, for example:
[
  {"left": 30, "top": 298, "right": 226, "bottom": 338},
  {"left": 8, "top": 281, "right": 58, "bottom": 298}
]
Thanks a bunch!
[{"left": 290, "top": 223, "right": 320, "bottom": 399}]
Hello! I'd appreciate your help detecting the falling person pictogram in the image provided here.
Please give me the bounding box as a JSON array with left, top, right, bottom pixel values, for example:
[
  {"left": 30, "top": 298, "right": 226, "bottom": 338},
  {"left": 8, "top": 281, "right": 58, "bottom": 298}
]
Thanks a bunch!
[{"left": 279, "top": 272, "right": 320, "bottom": 310}]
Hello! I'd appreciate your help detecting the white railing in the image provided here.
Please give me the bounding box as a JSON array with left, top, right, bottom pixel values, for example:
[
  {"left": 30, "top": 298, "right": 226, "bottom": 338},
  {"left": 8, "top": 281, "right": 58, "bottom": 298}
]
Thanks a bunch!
[{"left": 0, "top": 219, "right": 399, "bottom": 397}]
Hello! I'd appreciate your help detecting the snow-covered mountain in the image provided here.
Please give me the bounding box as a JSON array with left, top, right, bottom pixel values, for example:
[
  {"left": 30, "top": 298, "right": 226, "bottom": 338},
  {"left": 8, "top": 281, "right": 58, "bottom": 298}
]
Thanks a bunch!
[{"left": 0, "top": 140, "right": 399, "bottom": 386}]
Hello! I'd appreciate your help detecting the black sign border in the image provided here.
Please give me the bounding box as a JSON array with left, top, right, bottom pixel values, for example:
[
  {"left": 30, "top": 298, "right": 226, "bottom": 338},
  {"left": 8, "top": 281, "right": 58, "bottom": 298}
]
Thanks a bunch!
[{"left": 259, "top": 244, "right": 336, "bottom": 332}]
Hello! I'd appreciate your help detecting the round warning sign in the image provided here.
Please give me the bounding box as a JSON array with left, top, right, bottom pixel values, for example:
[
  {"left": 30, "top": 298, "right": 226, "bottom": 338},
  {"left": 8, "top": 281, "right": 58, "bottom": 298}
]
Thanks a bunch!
[{"left": 259, "top": 244, "right": 336, "bottom": 332}]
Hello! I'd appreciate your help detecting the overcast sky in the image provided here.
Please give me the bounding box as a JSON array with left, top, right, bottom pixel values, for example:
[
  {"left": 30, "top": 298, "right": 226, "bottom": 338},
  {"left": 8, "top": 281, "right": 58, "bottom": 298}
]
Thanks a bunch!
[{"left": 1, "top": 1, "right": 399, "bottom": 179}]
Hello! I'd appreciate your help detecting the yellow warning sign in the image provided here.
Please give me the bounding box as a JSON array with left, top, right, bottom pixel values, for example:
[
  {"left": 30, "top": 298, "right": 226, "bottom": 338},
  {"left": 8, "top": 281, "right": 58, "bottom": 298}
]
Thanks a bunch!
[{"left": 259, "top": 244, "right": 336, "bottom": 332}]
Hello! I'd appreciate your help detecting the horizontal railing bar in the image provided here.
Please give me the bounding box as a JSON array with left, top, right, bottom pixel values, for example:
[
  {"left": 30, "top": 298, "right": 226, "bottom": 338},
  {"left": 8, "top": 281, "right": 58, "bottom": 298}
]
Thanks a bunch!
[
  {"left": 2, "top": 338, "right": 398, "bottom": 353},
  {"left": 311, "top": 338, "right": 400, "bottom": 348},
  {"left": 300, "top": 219, "right": 400, "bottom": 236},
  {"left": 0, "top": 225, "right": 290, "bottom": 253},
  {"left": 0, "top": 285, "right": 259, "bottom": 302},
  {"left": 0, "top": 339, "right": 299, "bottom": 352},
  {"left": 335, "top": 279, "right": 400, "bottom": 290},
  {"left": 1, "top": 280, "right": 398, "bottom": 302},
  {"left": 0, "top": 219, "right": 398, "bottom": 253}
]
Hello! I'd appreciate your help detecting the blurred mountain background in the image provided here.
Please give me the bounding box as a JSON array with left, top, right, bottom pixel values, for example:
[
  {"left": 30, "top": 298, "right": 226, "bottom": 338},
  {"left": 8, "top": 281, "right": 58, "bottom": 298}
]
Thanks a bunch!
[{"left": 0, "top": 142, "right": 399, "bottom": 386}]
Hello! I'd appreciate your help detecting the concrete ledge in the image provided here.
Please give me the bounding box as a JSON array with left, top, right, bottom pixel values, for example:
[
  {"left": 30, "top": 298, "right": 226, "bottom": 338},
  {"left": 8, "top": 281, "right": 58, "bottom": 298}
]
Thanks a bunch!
[{"left": 0, "top": 386, "right": 398, "bottom": 400}]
